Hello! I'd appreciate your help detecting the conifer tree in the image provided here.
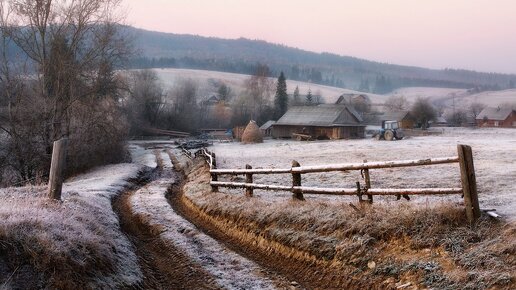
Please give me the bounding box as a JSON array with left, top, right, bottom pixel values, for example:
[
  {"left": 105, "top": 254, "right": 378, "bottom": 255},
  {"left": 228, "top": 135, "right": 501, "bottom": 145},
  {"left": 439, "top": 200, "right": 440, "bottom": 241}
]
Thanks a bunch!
[
  {"left": 274, "top": 72, "right": 288, "bottom": 119},
  {"left": 292, "top": 85, "right": 300, "bottom": 105},
  {"left": 306, "top": 88, "right": 313, "bottom": 105}
]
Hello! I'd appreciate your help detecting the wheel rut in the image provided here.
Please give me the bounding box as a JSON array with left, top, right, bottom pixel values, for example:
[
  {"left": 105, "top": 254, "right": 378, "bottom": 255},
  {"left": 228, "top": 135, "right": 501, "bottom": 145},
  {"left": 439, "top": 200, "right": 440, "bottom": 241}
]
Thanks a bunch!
[{"left": 112, "top": 167, "right": 220, "bottom": 290}]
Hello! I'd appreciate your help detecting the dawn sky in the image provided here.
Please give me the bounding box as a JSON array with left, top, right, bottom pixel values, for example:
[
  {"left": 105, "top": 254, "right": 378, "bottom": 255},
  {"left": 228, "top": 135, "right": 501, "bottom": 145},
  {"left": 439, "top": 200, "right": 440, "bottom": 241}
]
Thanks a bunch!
[{"left": 123, "top": 0, "right": 516, "bottom": 74}]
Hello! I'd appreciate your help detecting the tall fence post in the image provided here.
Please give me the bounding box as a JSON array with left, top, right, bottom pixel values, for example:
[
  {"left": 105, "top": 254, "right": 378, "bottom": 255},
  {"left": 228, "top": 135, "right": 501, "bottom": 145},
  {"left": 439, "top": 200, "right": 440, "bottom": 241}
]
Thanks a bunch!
[
  {"left": 291, "top": 160, "right": 304, "bottom": 200},
  {"left": 245, "top": 164, "right": 253, "bottom": 197},
  {"left": 363, "top": 159, "right": 372, "bottom": 203},
  {"left": 48, "top": 138, "right": 68, "bottom": 200},
  {"left": 457, "top": 144, "right": 480, "bottom": 225},
  {"left": 210, "top": 152, "right": 219, "bottom": 192}
]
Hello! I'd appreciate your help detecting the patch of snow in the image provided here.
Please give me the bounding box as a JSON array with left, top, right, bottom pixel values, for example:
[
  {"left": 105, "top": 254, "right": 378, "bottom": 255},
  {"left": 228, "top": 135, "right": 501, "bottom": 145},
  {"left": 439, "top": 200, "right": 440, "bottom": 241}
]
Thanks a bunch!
[
  {"left": 129, "top": 143, "right": 157, "bottom": 168},
  {"left": 129, "top": 174, "right": 278, "bottom": 289}
]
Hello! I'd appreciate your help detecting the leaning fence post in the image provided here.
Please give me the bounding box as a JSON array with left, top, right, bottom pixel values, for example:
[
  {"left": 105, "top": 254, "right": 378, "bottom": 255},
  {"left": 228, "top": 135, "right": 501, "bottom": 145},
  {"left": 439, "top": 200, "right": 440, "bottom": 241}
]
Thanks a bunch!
[
  {"left": 245, "top": 164, "right": 253, "bottom": 196},
  {"left": 48, "top": 138, "right": 68, "bottom": 200},
  {"left": 457, "top": 144, "right": 480, "bottom": 225},
  {"left": 363, "top": 159, "right": 372, "bottom": 203},
  {"left": 291, "top": 160, "right": 304, "bottom": 200},
  {"left": 210, "top": 152, "right": 218, "bottom": 192}
]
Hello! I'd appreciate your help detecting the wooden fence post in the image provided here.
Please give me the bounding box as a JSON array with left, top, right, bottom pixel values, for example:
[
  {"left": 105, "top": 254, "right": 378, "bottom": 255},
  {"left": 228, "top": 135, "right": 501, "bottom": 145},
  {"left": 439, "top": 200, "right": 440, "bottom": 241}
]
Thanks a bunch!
[
  {"left": 292, "top": 160, "right": 304, "bottom": 200},
  {"left": 245, "top": 164, "right": 253, "bottom": 197},
  {"left": 457, "top": 144, "right": 480, "bottom": 225},
  {"left": 48, "top": 138, "right": 68, "bottom": 200},
  {"left": 210, "top": 152, "right": 218, "bottom": 192},
  {"left": 363, "top": 159, "right": 372, "bottom": 203}
]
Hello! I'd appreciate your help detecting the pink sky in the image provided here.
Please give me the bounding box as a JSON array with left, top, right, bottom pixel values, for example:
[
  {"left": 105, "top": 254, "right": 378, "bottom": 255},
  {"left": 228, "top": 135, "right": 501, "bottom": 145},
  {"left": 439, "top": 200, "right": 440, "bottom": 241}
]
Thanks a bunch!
[{"left": 123, "top": 0, "right": 516, "bottom": 74}]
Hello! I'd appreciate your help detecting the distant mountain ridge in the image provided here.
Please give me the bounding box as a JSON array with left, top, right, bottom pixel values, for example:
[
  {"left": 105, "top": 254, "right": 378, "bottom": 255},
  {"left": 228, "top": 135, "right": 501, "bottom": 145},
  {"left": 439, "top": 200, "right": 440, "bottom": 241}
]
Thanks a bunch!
[{"left": 127, "top": 26, "right": 516, "bottom": 93}]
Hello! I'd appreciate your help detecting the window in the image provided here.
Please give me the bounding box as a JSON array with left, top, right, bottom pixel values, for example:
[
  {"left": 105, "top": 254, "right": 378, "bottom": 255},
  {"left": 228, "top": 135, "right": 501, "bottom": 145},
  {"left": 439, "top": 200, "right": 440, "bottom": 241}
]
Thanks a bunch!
[{"left": 494, "top": 121, "right": 499, "bottom": 127}]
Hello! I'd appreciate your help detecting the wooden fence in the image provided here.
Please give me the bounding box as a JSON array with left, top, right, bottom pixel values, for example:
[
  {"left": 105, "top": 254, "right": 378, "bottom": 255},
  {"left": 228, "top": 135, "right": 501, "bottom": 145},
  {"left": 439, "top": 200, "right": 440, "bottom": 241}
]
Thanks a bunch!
[{"left": 192, "top": 145, "right": 480, "bottom": 224}]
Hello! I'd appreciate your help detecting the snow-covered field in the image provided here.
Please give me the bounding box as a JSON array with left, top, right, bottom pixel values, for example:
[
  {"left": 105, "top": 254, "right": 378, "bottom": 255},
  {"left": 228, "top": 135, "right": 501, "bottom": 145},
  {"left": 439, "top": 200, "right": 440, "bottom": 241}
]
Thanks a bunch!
[
  {"left": 211, "top": 128, "right": 516, "bottom": 220},
  {"left": 152, "top": 68, "right": 386, "bottom": 104}
]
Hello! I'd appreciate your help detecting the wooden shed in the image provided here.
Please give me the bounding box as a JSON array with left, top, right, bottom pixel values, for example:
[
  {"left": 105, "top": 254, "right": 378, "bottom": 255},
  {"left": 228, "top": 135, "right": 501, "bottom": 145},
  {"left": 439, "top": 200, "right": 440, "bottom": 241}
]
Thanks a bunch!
[
  {"left": 272, "top": 105, "right": 365, "bottom": 139},
  {"left": 476, "top": 107, "right": 516, "bottom": 128},
  {"left": 259, "top": 120, "right": 276, "bottom": 137},
  {"left": 379, "top": 111, "right": 415, "bottom": 129}
]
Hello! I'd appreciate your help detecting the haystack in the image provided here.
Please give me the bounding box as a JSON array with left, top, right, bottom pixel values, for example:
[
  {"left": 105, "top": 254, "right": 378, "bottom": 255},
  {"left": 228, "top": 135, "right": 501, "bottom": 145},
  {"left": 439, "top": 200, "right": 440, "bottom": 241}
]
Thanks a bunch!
[{"left": 241, "top": 120, "right": 263, "bottom": 144}]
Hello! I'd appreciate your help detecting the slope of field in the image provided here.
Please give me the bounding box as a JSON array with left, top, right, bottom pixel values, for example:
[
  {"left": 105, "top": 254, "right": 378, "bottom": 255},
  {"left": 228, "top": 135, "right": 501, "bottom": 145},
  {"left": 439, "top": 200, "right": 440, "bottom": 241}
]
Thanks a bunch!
[
  {"left": 211, "top": 127, "right": 516, "bottom": 220},
  {"left": 390, "top": 87, "right": 516, "bottom": 108},
  {"left": 152, "top": 68, "right": 386, "bottom": 104}
]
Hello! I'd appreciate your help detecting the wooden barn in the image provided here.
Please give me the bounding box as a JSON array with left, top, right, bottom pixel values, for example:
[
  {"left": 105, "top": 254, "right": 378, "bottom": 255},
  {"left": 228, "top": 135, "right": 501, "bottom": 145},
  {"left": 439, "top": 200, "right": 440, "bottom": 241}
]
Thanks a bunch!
[
  {"left": 272, "top": 105, "right": 365, "bottom": 139},
  {"left": 259, "top": 120, "right": 276, "bottom": 137},
  {"left": 476, "top": 107, "right": 516, "bottom": 128},
  {"left": 379, "top": 111, "right": 415, "bottom": 129}
]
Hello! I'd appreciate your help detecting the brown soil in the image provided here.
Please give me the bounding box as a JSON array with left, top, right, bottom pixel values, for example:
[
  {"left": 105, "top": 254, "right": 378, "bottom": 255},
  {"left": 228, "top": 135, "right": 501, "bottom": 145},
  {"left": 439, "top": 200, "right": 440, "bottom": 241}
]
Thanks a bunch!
[
  {"left": 166, "top": 169, "right": 379, "bottom": 290},
  {"left": 112, "top": 179, "right": 221, "bottom": 289}
]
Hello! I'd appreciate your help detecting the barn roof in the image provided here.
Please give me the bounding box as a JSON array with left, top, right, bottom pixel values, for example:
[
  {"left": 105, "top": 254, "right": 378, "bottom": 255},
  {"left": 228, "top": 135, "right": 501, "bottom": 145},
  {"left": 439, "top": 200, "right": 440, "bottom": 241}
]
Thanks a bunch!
[
  {"left": 476, "top": 107, "right": 514, "bottom": 121},
  {"left": 275, "top": 105, "right": 363, "bottom": 127},
  {"left": 380, "top": 111, "right": 412, "bottom": 122},
  {"left": 260, "top": 120, "right": 276, "bottom": 130}
]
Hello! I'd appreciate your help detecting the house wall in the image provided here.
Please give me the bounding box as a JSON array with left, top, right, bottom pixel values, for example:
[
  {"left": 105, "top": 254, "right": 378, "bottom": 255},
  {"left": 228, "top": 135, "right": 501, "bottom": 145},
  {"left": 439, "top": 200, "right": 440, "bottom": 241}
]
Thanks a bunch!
[
  {"left": 400, "top": 118, "right": 415, "bottom": 129},
  {"left": 272, "top": 125, "right": 364, "bottom": 139},
  {"left": 476, "top": 111, "right": 516, "bottom": 128}
]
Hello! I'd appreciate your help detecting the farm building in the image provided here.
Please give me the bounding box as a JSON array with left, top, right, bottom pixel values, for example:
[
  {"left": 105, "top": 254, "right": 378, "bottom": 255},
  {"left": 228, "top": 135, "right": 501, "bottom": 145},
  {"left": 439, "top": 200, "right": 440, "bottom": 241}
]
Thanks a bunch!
[
  {"left": 272, "top": 105, "right": 365, "bottom": 139},
  {"left": 335, "top": 93, "right": 371, "bottom": 105},
  {"left": 476, "top": 107, "right": 516, "bottom": 128},
  {"left": 259, "top": 120, "right": 276, "bottom": 137},
  {"left": 379, "top": 111, "right": 415, "bottom": 129}
]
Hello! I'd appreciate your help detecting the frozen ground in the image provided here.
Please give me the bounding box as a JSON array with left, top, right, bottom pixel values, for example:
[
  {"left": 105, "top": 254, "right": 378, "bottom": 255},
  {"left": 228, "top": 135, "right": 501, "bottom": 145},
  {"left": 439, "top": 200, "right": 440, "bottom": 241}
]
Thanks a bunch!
[
  {"left": 0, "top": 162, "right": 144, "bottom": 288},
  {"left": 128, "top": 144, "right": 286, "bottom": 289},
  {"left": 211, "top": 128, "right": 516, "bottom": 221}
]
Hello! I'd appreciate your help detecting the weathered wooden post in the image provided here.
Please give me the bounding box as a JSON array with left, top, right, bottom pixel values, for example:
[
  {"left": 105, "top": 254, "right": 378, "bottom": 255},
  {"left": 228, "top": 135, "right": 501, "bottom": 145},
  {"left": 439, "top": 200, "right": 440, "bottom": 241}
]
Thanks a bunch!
[
  {"left": 457, "top": 144, "right": 480, "bottom": 225},
  {"left": 210, "top": 152, "right": 218, "bottom": 192},
  {"left": 363, "top": 159, "right": 372, "bottom": 203},
  {"left": 48, "top": 138, "right": 68, "bottom": 200},
  {"left": 245, "top": 164, "right": 253, "bottom": 196},
  {"left": 291, "top": 160, "right": 304, "bottom": 200}
]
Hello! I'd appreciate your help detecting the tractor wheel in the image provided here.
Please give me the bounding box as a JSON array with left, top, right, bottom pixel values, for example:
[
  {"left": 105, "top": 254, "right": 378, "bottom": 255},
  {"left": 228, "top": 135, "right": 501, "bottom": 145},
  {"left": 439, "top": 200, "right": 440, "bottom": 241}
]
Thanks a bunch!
[
  {"left": 385, "top": 130, "right": 394, "bottom": 141},
  {"left": 374, "top": 134, "right": 381, "bottom": 140}
]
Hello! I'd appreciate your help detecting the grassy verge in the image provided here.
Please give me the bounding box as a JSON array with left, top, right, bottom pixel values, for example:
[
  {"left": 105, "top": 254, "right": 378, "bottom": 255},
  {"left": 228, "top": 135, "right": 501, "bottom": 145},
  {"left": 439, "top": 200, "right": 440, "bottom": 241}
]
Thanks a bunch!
[
  {"left": 0, "top": 164, "right": 143, "bottom": 289},
  {"left": 179, "top": 156, "right": 515, "bottom": 289}
]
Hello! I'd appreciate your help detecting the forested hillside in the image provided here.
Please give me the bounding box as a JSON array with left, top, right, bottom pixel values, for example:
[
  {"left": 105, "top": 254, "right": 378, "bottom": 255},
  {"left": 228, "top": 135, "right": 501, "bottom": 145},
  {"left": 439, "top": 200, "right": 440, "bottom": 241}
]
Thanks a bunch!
[{"left": 127, "top": 27, "right": 516, "bottom": 93}]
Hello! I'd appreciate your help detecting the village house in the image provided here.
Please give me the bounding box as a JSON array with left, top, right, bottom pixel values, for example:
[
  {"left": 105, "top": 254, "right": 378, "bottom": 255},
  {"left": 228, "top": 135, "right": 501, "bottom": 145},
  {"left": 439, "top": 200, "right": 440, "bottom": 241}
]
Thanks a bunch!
[
  {"left": 476, "top": 107, "right": 516, "bottom": 128},
  {"left": 272, "top": 105, "right": 365, "bottom": 139},
  {"left": 378, "top": 111, "right": 415, "bottom": 129}
]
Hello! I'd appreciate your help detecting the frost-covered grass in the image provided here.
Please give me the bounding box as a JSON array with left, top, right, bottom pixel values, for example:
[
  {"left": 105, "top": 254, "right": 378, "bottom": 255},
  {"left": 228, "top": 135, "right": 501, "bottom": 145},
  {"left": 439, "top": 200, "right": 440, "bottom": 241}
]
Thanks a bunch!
[
  {"left": 212, "top": 127, "right": 516, "bottom": 220},
  {"left": 179, "top": 153, "right": 516, "bottom": 289},
  {"left": 0, "top": 163, "right": 143, "bottom": 289}
]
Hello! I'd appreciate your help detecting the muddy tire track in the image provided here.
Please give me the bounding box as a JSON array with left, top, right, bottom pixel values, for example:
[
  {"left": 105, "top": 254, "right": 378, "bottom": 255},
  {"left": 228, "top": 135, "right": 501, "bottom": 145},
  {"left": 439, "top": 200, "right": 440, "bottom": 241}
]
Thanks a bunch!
[{"left": 112, "top": 169, "right": 220, "bottom": 290}]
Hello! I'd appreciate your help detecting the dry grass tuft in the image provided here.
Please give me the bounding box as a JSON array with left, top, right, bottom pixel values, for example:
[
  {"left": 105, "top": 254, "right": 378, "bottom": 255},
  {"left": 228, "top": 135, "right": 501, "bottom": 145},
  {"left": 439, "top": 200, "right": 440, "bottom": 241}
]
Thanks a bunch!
[
  {"left": 178, "top": 156, "right": 515, "bottom": 289},
  {"left": 0, "top": 171, "right": 142, "bottom": 289},
  {"left": 241, "top": 120, "right": 263, "bottom": 144}
]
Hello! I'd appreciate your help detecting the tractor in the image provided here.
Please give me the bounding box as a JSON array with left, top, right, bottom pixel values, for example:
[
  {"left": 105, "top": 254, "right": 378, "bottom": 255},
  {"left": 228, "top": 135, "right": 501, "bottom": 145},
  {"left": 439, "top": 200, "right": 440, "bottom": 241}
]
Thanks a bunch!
[{"left": 374, "top": 120, "right": 404, "bottom": 141}]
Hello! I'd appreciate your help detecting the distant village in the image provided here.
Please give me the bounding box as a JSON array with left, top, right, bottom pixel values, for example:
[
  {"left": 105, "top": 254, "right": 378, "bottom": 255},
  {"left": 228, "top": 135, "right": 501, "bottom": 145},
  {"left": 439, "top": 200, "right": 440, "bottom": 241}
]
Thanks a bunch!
[{"left": 196, "top": 90, "right": 516, "bottom": 142}]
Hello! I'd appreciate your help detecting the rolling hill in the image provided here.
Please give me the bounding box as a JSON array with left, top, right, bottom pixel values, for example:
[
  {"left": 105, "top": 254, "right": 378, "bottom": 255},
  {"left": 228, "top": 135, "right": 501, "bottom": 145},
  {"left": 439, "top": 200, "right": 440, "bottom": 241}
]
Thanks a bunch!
[{"left": 127, "top": 26, "right": 516, "bottom": 92}]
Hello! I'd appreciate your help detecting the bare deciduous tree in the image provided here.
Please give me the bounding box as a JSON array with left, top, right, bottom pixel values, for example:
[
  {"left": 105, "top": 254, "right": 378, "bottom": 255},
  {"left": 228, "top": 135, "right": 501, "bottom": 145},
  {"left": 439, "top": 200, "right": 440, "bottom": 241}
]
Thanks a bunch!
[
  {"left": 384, "top": 95, "right": 409, "bottom": 111},
  {"left": 0, "top": 0, "right": 131, "bottom": 184}
]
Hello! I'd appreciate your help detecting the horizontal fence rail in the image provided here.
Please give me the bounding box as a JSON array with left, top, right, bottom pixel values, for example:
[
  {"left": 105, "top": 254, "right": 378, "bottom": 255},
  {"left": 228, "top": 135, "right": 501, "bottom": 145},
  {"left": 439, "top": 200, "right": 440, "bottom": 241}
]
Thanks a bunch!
[
  {"left": 188, "top": 144, "right": 480, "bottom": 225},
  {"left": 210, "top": 157, "right": 460, "bottom": 175}
]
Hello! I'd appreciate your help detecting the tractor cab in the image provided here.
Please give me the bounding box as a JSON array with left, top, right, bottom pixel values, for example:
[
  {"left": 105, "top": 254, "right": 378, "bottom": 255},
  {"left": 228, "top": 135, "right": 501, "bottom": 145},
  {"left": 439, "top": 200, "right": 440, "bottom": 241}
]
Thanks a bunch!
[{"left": 375, "top": 120, "right": 404, "bottom": 141}]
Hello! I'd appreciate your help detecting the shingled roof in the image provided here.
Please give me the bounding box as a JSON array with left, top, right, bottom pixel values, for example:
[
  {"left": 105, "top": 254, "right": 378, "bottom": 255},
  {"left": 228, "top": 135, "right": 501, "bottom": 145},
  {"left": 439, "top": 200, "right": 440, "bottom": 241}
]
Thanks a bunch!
[
  {"left": 476, "top": 107, "right": 515, "bottom": 121},
  {"left": 275, "top": 105, "right": 363, "bottom": 127},
  {"left": 380, "top": 111, "right": 413, "bottom": 121}
]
